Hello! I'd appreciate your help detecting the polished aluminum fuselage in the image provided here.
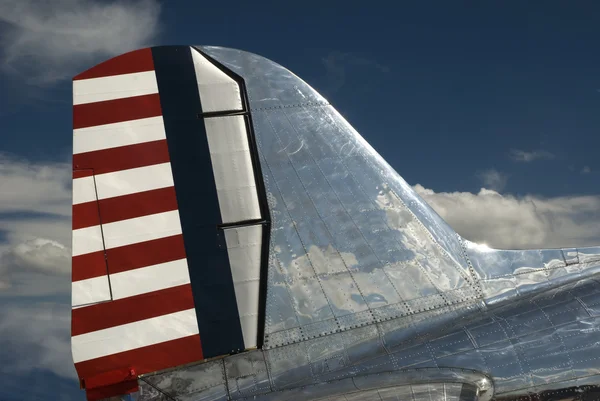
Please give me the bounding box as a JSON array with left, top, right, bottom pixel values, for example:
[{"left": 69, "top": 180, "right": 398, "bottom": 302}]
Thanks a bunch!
[{"left": 135, "top": 46, "right": 600, "bottom": 401}]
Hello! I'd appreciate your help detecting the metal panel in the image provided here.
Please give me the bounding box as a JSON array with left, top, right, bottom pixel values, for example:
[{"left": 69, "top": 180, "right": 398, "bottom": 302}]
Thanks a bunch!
[
  {"left": 204, "top": 115, "right": 261, "bottom": 223},
  {"left": 224, "top": 351, "right": 272, "bottom": 399},
  {"left": 141, "top": 358, "right": 226, "bottom": 399},
  {"left": 224, "top": 225, "right": 263, "bottom": 349},
  {"left": 246, "top": 102, "right": 479, "bottom": 342},
  {"left": 190, "top": 48, "right": 242, "bottom": 113}
]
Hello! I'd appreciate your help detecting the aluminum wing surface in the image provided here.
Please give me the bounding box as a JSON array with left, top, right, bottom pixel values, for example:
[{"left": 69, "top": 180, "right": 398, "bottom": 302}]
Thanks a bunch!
[{"left": 69, "top": 46, "right": 600, "bottom": 401}]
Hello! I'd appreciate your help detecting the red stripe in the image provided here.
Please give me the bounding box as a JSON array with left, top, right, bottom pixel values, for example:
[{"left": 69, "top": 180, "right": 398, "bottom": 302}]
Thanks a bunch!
[
  {"left": 72, "top": 284, "right": 194, "bottom": 336},
  {"left": 73, "top": 202, "right": 101, "bottom": 230},
  {"left": 73, "top": 169, "right": 94, "bottom": 179},
  {"left": 72, "top": 235, "right": 186, "bottom": 282},
  {"left": 100, "top": 187, "right": 178, "bottom": 225},
  {"left": 73, "top": 93, "right": 162, "bottom": 129},
  {"left": 75, "top": 335, "right": 203, "bottom": 379},
  {"left": 85, "top": 367, "right": 136, "bottom": 389},
  {"left": 74, "top": 48, "right": 154, "bottom": 80},
  {"left": 73, "top": 140, "right": 170, "bottom": 175},
  {"left": 72, "top": 251, "right": 107, "bottom": 282},
  {"left": 107, "top": 235, "right": 187, "bottom": 275},
  {"left": 73, "top": 187, "right": 178, "bottom": 230}
]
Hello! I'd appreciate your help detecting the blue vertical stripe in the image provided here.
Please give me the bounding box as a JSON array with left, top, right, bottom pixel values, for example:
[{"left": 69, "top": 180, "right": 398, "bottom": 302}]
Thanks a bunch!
[{"left": 151, "top": 46, "right": 244, "bottom": 357}]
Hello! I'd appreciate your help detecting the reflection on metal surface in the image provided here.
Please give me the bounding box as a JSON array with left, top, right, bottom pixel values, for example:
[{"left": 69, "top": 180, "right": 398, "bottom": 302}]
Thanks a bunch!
[
  {"left": 495, "top": 385, "right": 600, "bottom": 401},
  {"left": 200, "top": 45, "right": 600, "bottom": 400},
  {"left": 243, "top": 368, "right": 493, "bottom": 401},
  {"left": 80, "top": 45, "right": 600, "bottom": 401},
  {"left": 197, "top": 46, "right": 482, "bottom": 354}
]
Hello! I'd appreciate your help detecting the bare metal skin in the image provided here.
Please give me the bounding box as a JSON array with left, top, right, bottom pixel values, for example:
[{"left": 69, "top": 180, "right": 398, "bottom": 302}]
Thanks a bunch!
[{"left": 85, "top": 46, "right": 600, "bottom": 401}]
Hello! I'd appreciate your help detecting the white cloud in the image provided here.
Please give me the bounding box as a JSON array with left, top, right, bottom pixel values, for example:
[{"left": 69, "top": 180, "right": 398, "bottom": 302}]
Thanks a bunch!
[
  {"left": 0, "top": 0, "right": 161, "bottom": 84},
  {"left": 0, "top": 239, "right": 71, "bottom": 295},
  {"left": 0, "top": 154, "right": 74, "bottom": 383},
  {"left": 0, "top": 302, "right": 76, "bottom": 379},
  {"left": 0, "top": 216, "right": 71, "bottom": 249},
  {"left": 509, "top": 149, "right": 555, "bottom": 162},
  {"left": 477, "top": 169, "right": 508, "bottom": 192},
  {"left": 6, "top": 238, "right": 69, "bottom": 275},
  {"left": 414, "top": 184, "right": 600, "bottom": 249},
  {"left": 0, "top": 152, "right": 71, "bottom": 217},
  {"left": 582, "top": 166, "right": 592, "bottom": 174},
  {"left": 0, "top": 153, "right": 71, "bottom": 291}
]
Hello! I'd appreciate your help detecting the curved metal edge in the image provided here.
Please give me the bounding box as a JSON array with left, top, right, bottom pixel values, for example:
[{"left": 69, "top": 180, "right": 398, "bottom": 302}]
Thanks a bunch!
[
  {"left": 242, "top": 368, "right": 494, "bottom": 401},
  {"left": 196, "top": 45, "right": 470, "bottom": 268}
]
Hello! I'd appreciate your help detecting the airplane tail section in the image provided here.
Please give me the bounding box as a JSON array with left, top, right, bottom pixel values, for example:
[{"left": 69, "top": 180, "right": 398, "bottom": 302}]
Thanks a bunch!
[
  {"left": 71, "top": 45, "right": 481, "bottom": 400},
  {"left": 70, "top": 45, "right": 600, "bottom": 401},
  {"left": 71, "top": 47, "right": 269, "bottom": 400}
]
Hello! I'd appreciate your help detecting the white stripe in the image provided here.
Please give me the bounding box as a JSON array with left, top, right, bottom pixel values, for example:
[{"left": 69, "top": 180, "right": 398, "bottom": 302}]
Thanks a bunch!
[
  {"left": 73, "top": 176, "right": 97, "bottom": 205},
  {"left": 102, "top": 210, "right": 182, "bottom": 250},
  {"left": 71, "top": 260, "right": 190, "bottom": 304},
  {"left": 205, "top": 115, "right": 249, "bottom": 154},
  {"left": 71, "top": 309, "right": 199, "bottom": 363},
  {"left": 73, "top": 164, "right": 174, "bottom": 205},
  {"left": 72, "top": 276, "right": 111, "bottom": 307},
  {"left": 240, "top": 315, "right": 259, "bottom": 350},
  {"left": 73, "top": 70, "right": 158, "bottom": 105},
  {"left": 110, "top": 259, "right": 191, "bottom": 300},
  {"left": 73, "top": 116, "right": 166, "bottom": 155},
  {"left": 216, "top": 187, "right": 261, "bottom": 224},
  {"left": 72, "top": 225, "right": 104, "bottom": 257},
  {"left": 72, "top": 209, "right": 181, "bottom": 256},
  {"left": 233, "top": 280, "right": 260, "bottom": 319},
  {"left": 225, "top": 225, "right": 262, "bottom": 282},
  {"left": 73, "top": 164, "right": 174, "bottom": 207},
  {"left": 234, "top": 280, "right": 260, "bottom": 349},
  {"left": 94, "top": 163, "right": 174, "bottom": 200},
  {"left": 224, "top": 225, "right": 262, "bottom": 349},
  {"left": 205, "top": 116, "right": 261, "bottom": 223},
  {"left": 191, "top": 49, "right": 242, "bottom": 113}
]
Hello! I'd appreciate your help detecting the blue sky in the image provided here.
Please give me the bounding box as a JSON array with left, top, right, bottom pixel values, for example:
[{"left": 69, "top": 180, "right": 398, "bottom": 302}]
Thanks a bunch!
[
  {"left": 2, "top": 1, "right": 600, "bottom": 196},
  {"left": 0, "top": 1, "right": 599, "bottom": 400}
]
